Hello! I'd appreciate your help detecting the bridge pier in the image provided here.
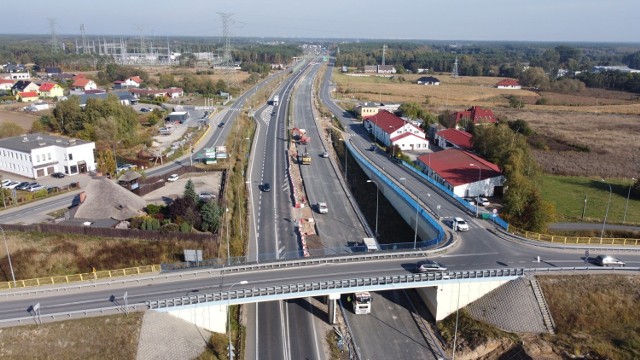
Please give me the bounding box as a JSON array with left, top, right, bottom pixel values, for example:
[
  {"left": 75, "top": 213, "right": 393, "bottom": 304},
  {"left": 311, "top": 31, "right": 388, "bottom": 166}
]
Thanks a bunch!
[
  {"left": 158, "top": 303, "right": 227, "bottom": 333},
  {"left": 328, "top": 293, "right": 341, "bottom": 324}
]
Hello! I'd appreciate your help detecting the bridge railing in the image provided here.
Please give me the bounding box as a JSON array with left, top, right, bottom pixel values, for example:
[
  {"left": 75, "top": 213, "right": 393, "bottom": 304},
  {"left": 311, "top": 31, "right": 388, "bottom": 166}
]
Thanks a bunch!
[
  {"left": 146, "top": 268, "right": 525, "bottom": 309},
  {"left": 510, "top": 228, "right": 640, "bottom": 246},
  {"left": 0, "top": 265, "right": 161, "bottom": 290}
]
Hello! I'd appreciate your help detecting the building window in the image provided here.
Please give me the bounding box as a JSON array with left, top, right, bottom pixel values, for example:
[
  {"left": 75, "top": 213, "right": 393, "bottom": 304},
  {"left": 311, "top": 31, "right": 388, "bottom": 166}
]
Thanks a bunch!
[
  {"left": 68, "top": 153, "right": 73, "bottom": 160},
  {"left": 47, "top": 153, "right": 51, "bottom": 160},
  {"left": 36, "top": 154, "right": 40, "bottom": 162}
]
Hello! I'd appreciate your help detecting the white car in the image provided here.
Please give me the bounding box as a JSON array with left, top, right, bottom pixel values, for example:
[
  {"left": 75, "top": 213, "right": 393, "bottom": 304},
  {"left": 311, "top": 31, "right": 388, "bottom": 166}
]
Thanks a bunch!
[
  {"left": 318, "top": 202, "right": 328, "bottom": 214},
  {"left": 5, "top": 181, "right": 20, "bottom": 189},
  {"left": 167, "top": 174, "right": 179, "bottom": 182},
  {"left": 478, "top": 197, "right": 490, "bottom": 206},
  {"left": 1, "top": 179, "right": 12, "bottom": 187},
  {"left": 453, "top": 217, "right": 470, "bottom": 231}
]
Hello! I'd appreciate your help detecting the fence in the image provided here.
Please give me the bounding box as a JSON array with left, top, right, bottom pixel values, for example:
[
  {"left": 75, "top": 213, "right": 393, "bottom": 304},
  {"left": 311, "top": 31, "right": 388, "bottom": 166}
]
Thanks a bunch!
[
  {"left": 510, "top": 228, "right": 640, "bottom": 246},
  {"left": 0, "top": 264, "right": 161, "bottom": 290},
  {"left": 0, "top": 223, "right": 219, "bottom": 242}
]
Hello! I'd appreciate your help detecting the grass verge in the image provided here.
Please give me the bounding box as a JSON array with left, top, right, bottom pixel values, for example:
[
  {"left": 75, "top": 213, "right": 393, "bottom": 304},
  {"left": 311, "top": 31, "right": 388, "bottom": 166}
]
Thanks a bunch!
[{"left": 0, "top": 313, "right": 143, "bottom": 360}]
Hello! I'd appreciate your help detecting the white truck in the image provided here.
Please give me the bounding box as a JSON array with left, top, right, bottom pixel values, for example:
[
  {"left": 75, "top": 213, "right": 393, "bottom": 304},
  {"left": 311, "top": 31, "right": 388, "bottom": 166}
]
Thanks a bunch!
[
  {"left": 352, "top": 292, "right": 372, "bottom": 314},
  {"left": 362, "top": 237, "right": 378, "bottom": 251},
  {"left": 272, "top": 95, "right": 279, "bottom": 106}
]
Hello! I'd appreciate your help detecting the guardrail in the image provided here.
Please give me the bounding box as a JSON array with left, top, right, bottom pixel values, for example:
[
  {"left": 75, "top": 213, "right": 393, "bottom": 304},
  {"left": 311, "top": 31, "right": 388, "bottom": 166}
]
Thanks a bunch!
[
  {"left": 510, "top": 228, "right": 640, "bottom": 246},
  {"left": 0, "top": 304, "right": 144, "bottom": 327},
  {"left": 0, "top": 265, "right": 161, "bottom": 290},
  {"left": 146, "top": 268, "right": 524, "bottom": 309}
]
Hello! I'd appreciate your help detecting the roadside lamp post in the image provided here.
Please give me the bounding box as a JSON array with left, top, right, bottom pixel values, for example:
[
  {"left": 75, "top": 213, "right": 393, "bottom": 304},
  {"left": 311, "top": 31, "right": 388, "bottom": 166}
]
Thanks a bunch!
[
  {"left": 469, "top": 163, "right": 481, "bottom": 218},
  {"left": 228, "top": 280, "right": 248, "bottom": 360},
  {"left": 0, "top": 225, "right": 16, "bottom": 286},
  {"left": 623, "top": 178, "right": 635, "bottom": 224},
  {"left": 600, "top": 179, "right": 612, "bottom": 243},
  {"left": 367, "top": 180, "right": 380, "bottom": 238}
]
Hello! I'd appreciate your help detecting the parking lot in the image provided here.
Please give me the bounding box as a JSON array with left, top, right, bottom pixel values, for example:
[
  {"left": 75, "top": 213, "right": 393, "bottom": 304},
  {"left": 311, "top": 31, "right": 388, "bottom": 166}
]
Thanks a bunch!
[{"left": 142, "top": 172, "right": 223, "bottom": 206}]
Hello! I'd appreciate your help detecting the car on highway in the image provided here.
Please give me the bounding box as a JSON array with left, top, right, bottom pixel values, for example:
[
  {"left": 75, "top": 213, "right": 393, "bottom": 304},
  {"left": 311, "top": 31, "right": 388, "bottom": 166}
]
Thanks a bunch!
[
  {"left": 452, "top": 217, "right": 470, "bottom": 231},
  {"left": 320, "top": 151, "right": 329, "bottom": 158},
  {"left": 198, "top": 192, "right": 215, "bottom": 201},
  {"left": 260, "top": 183, "right": 271, "bottom": 192},
  {"left": 415, "top": 259, "right": 447, "bottom": 273},
  {"left": 317, "top": 202, "right": 328, "bottom": 214},
  {"left": 218, "top": 122, "right": 225, "bottom": 128},
  {"left": 594, "top": 255, "right": 625, "bottom": 267},
  {"left": 167, "top": 174, "right": 179, "bottom": 182},
  {"left": 51, "top": 172, "right": 65, "bottom": 178}
]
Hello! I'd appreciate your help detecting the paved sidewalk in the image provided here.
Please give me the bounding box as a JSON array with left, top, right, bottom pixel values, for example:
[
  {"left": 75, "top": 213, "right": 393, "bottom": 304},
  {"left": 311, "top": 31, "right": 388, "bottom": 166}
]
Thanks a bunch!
[
  {"left": 467, "top": 277, "right": 548, "bottom": 333},
  {"left": 136, "top": 311, "right": 212, "bottom": 360}
]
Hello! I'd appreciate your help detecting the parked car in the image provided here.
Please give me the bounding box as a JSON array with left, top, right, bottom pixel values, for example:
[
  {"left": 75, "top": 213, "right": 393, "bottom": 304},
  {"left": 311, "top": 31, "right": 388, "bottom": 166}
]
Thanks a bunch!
[
  {"left": 1, "top": 179, "right": 12, "bottom": 187},
  {"left": 452, "top": 217, "right": 470, "bottom": 231},
  {"left": 140, "top": 107, "right": 151, "bottom": 113},
  {"left": 478, "top": 197, "right": 490, "bottom": 206},
  {"left": 415, "top": 259, "right": 447, "bottom": 273},
  {"left": 5, "top": 181, "right": 20, "bottom": 189},
  {"left": 167, "top": 174, "right": 179, "bottom": 182},
  {"left": 320, "top": 151, "right": 329, "bottom": 158},
  {"left": 17, "top": 182, "right": 35, "bottom": 191},
  {"left": 594, "top": 255, "right": 625, "bottom": 267},
  {"left": 51, "top": 172, "right": 65, "bottom": 178},
  {"left": 318, "top": 202, "right": 328, "bottom": 214},
  {"left": 261, "top": 183, "right": 271, "bottom": 192},
  {"left": 198, "top": 192, "right": 215, "bottom": 201},
  {"left": 27, "top": 184, "right": 45, "bottom": 192}
]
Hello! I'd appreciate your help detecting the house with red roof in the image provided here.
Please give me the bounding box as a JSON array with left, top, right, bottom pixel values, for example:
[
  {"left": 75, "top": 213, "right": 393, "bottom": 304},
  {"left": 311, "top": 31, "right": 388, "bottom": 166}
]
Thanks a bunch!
[
  {"left": 453, "top": 106, "right": 496, "bottom": 129},
  {"left": 114, "top": 76, "right": 143, "bottom": 89},
  {"left": 129, "top": 87, "right": 184, "bottom": 100},
  {"left": 38, "top": 82, "right": 64, "bottom": 98},
  {"left": 416, "top": 149, "right": 505, "bottom": 198},
  {"left": 71, "top": 77, "right": 97, "bottom": 92},
  {"left": 496, "top": 79, "right": 521, "bottom": 89},
  {"left": 435, "top": 129, "right": 474, "bottom": 151},
  {"left": 16, "top": 91, "right": 39, "bottom": 102},
  {"left": 0, "top": 79, "right": 14, "bottom": 91},
  {"left": 363, "top": 110, "right": 429, "bottom": 152}
]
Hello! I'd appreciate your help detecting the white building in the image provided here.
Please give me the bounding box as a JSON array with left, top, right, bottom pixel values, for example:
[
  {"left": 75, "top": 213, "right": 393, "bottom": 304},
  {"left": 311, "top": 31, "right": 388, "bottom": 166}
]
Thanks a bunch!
[
  {"left": 0, "top": 133, "right": 96, "bottom": 179},
  {"left": 363, "top": 110, "right": 429, "bottom": 152}
]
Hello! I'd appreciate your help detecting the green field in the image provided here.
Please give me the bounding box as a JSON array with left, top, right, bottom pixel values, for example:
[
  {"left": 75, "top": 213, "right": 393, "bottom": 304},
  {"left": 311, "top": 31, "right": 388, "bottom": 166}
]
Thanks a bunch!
[{"left": 540, "top": 174, "right": 639, "bottom": 225}]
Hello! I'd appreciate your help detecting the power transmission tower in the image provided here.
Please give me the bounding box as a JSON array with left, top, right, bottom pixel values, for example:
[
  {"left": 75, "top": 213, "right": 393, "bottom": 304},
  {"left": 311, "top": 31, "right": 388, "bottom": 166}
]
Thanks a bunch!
[
  {"left": 452, "top": 57, "right": 459, "bottom": 78},
  {"left": 80, "top": 24, "right": 89, "bottom": 54},
  {"left": 217, "top": 12, "right": 234, "bottom": 68},
  {"left": 47, "top": 18, "right": 60, "bottom": 53}
]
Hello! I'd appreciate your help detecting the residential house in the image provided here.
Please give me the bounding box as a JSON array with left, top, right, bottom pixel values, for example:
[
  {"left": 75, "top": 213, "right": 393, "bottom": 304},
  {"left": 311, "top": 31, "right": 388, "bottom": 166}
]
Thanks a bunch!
[
  {"left": 0, "top": 72, "right": 30, "bottom": 80},
  {"left": 16, "top": 91, "right": 39, "bottom": 102},
  {"left": 417, "top": 76, "right": 440, "bottom": 85},
  {"left": 113, "top": 76, "right": 143, "bottom": 89},
  {"left": 0, "top": 79, "right": 14, "bottom": 91},
  {"left": 0, "top": 133, "right": 96, "bottom": 179},
  {"left": 71, "top": 76, "right": 97, "bottom": 92},
  {"left": 364, "top": 65, "right": 377, "bottom": 73},
  {"left": 166, "top": 87, "right": 184, "bottom": 99},
  {"left": 363, "top": 110, "right": 429, "bottom": 152},
  {"left": 453, "top": 106, "right": 497, "bottom": 128},
  {"left": 416, "top": 149, "right": 505, "bottom": 198},
  {"left": 4, "top": 63, "right": 26, "bottom": 73},
  {"left": 377, "top": 65, "right": 396, "bottom": 74},
  {"left": 44, "top": 67, "right": 62, "bottom": 77},
  {"left": 129, "top": 87, "right": 184, "bottom": 100},
  {"left": 38, "top": 82, "right": 64, "bottom": 98},
  {"left": 355, "top": 102, "right": 380, "bottom": 118},
  {"left": 76, "top": 91, "right": 137, "bottom": 108},
  {"left": 495, "top": 79, "right": 522, "bottom": 89},
  {"left": 435, "top": 129, "right": 474, "bottom": 151},
  {"left": 11, "top": 80, "right": 39, "bottom": 95},
  {"left": 71, "top": 176, "right": 146, "bottom": 226}
]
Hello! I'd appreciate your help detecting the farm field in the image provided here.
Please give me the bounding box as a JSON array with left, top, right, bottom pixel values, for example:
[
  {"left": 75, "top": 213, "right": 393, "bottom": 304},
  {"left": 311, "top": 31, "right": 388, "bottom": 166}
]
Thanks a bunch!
[{"left": 0, "top": 109, "right": 39, "bottom": 130}]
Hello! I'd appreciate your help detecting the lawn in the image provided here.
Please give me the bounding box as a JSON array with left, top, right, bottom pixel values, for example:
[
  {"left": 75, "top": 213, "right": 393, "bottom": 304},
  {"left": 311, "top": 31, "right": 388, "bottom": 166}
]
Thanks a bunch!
[{"left": 540, "top": 174, "right": 639, "bottom": 225}]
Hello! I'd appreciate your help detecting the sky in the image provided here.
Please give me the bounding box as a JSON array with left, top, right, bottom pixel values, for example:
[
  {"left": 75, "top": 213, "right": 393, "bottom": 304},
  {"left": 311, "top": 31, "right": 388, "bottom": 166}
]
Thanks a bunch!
[{"left": 3, "top": 0, "right": 639, "bottom": 43}]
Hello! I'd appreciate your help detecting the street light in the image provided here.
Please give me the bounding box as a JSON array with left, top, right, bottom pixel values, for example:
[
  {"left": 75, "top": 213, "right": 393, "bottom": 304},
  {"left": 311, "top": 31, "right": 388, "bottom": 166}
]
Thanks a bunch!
[
  {"left": 0, "top": 225, "right": 16, "bottom": 286},
  {"left": 623, "top": 178, "right": 635, "bottom": 224},
  {"left": 228, "top": 280, "right": 248, "bottom": 360},
  {"left": 469, "top": 163, "right": 481, "bottom": 218},
  {"left": 367, "top": 180, "right": 379, "bottom": 238},
  {"left": 600, "top": 179, "right": 612, "bottom": 243}
]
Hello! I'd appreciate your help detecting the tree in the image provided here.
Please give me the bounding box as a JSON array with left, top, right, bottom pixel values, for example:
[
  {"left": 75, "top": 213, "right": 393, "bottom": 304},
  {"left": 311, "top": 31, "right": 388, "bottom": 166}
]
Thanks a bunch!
[
  {"left": 507, "top": 95, "right": 525, "bottom": 109},
  {"left": 0, "top": 122, "right": 25, "bottom": 138},
  {"left": 183, "top": 180, "right": 197, "bottom": 204},
  {"left": 519, "top": 67, "right": 549, "bottom": 89},
  {"left": 200, "top": 200, "right": 223, "bottom": 233}
]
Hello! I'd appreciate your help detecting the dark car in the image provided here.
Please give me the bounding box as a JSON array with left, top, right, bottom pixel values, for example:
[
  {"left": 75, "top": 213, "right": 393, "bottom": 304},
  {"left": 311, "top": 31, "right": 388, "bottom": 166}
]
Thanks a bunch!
[
  {"left": 51, "top": 172, "right": 65, "bottom": 178},
  {"left": 218, "top": 122, "right": 225, "bottom": 128},
  {"left": 16, "top": 182, "right": 34, "bottom": 190},
  {"left": 261, "top": 183, "right": 271, "bottom": 192}
]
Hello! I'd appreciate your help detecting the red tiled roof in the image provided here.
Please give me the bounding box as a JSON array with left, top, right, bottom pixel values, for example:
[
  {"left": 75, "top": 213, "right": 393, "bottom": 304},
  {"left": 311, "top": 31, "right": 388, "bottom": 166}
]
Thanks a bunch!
[
  {"left": 128, "top": 76, "right": 143, "bottom": 83},
  {"left": 114, "top": 80, "right": 124, "bottom": 84},
  {"left": 0, "top": 79, "right": 15, "bottom": 84},
  {"left": 454, "top": 106, "right": 496, "bottom": 125},
  {"left": 38, "top": 82, "right": 58, "bottom": 91},
  {"left": 436, "top": 129, "right": 473, "bottom": 150},
  {"left": 72, "top": 78, "right": 92, "bottom": 87},
  {"left": 166, "top": 87, "right": 183, "bottom": 94},
  {"left": 19, "top": 91, "right": 38, "bottom": 98},
  {"left": 364, "top": 110, "right": 408, "bottom": 134},
  {"left": 417, "top": 149, "right": 501, "bottom": 186},
  {"left": 496, "top": 79, "right": 520, "bottom": 87}
]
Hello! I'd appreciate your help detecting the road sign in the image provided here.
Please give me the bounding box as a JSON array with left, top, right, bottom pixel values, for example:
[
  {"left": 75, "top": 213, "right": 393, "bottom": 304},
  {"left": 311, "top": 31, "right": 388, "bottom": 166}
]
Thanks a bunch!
[{"left": 492, "top": 209, "right": 498, "bottom": 217}]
